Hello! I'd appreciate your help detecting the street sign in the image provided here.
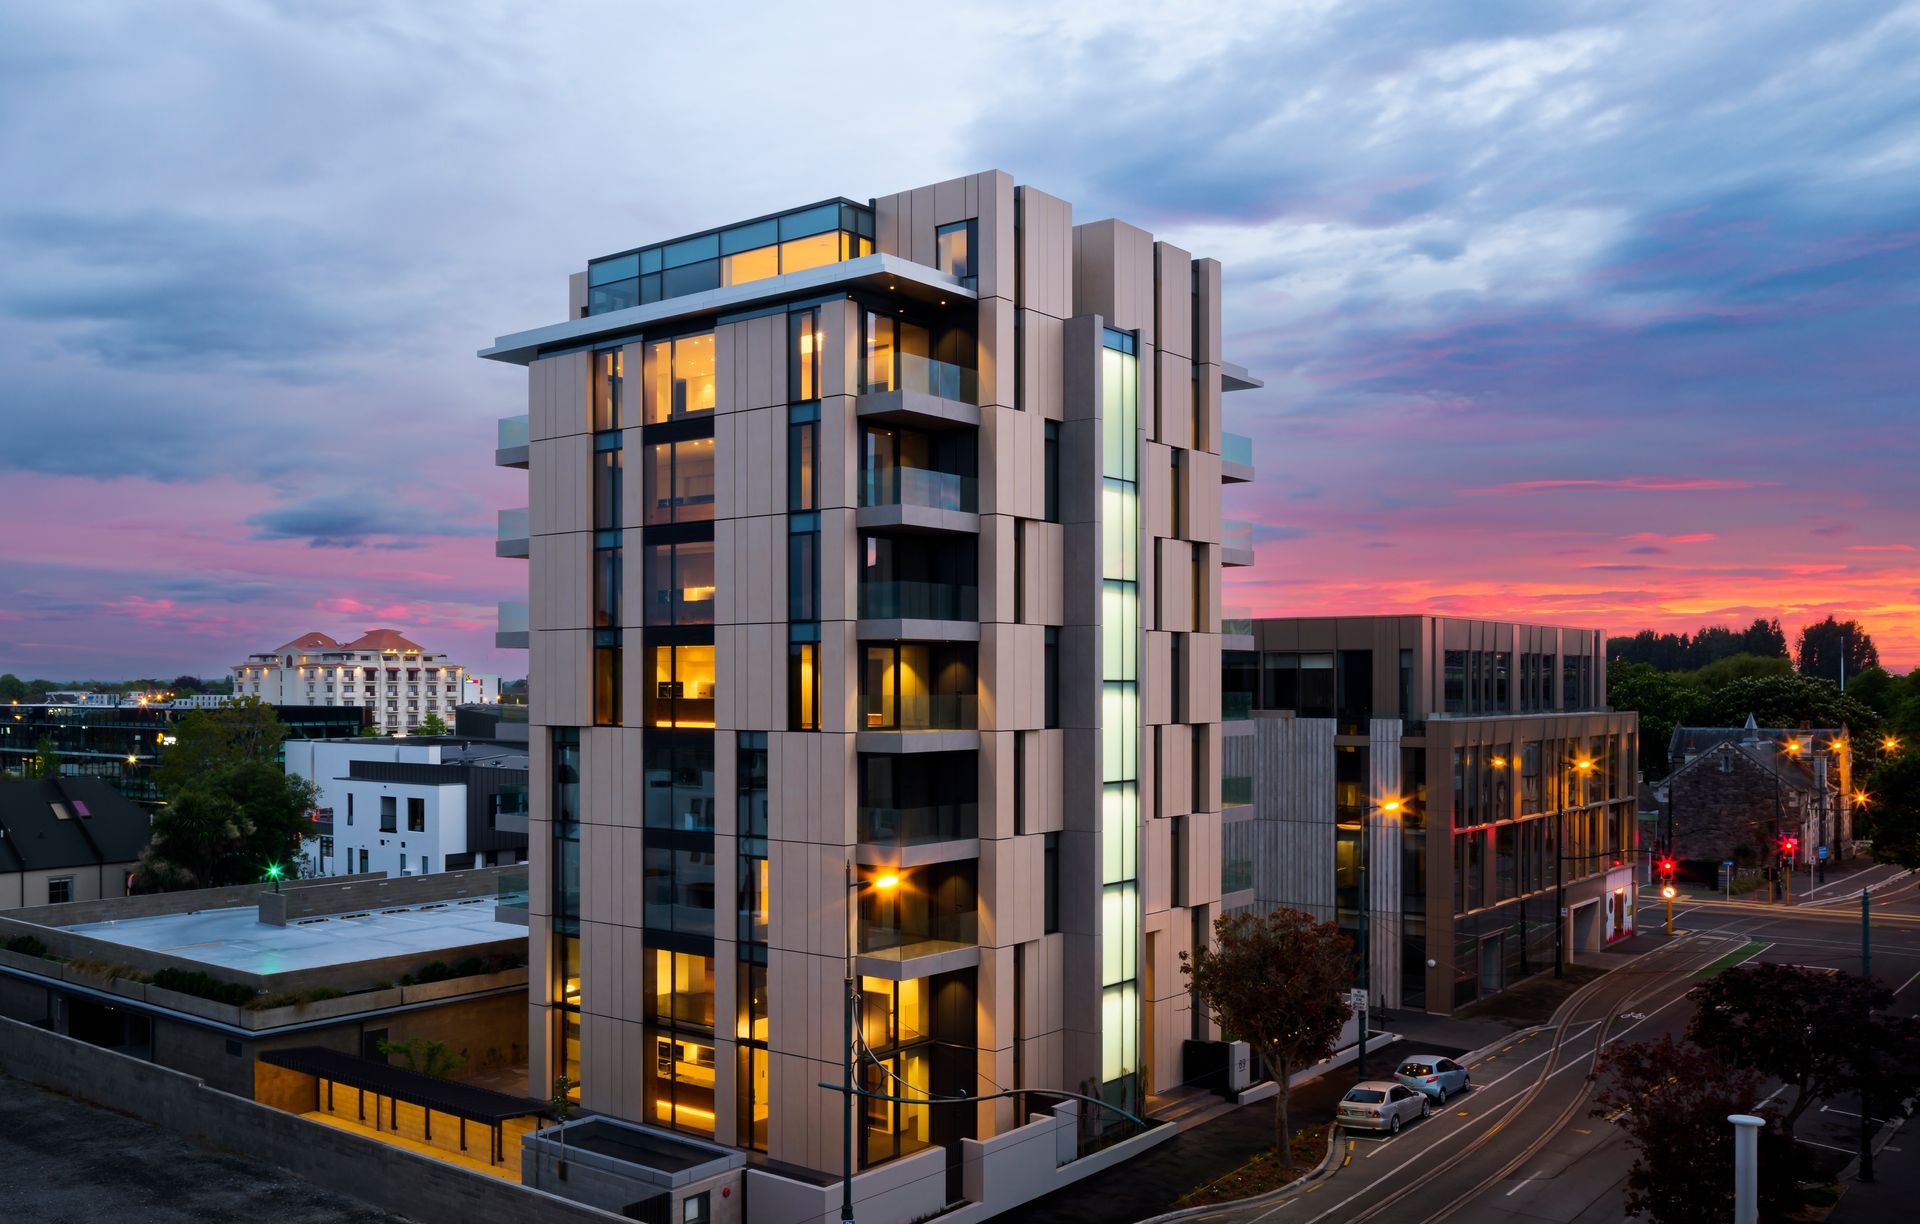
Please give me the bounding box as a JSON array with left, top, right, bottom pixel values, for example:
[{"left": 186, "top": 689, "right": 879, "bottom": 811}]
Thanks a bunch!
[
  {"left": 1349, "top": 988, "right": 1368, "bottom": 1011},
  {"left": 1819, "top": 845, "right": 1829, "bottom": 862}
]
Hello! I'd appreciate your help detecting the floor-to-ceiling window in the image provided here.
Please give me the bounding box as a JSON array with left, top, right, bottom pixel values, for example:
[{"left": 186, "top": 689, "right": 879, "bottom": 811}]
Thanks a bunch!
[{"left": 1099, "top": 327, "right": 1141, "bottom": 1119}]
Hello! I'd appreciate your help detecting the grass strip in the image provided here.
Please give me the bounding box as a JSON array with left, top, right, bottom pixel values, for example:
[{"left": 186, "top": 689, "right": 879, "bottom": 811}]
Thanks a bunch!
[{"left": 1693, "top": 940, "right": 1766, "bottom": 979}]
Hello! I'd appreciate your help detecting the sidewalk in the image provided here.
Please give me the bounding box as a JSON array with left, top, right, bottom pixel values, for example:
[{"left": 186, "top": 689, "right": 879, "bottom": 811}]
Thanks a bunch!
[{"left": 1828, "top": 1111, "right": 1917, "bottom": 1223}]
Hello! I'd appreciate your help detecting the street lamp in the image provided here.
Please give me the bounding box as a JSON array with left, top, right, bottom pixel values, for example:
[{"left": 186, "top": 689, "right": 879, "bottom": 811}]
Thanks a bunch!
[
  {"left": 842, "top": 863, "right": 899, "bottom": 1223},
  {"left": 1553, "top": 759, "right": 1598, "bottom": 980},
  {"left": 1355, "top": 796, "right": 1401, "bottom": 1079}
]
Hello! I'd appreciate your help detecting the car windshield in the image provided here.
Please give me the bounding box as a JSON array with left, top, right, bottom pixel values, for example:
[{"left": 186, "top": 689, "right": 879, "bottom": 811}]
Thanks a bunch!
[
  {"left": 1400, "top": 1063, "right": 1433, "bottom": 1075},
  {"left": 1345, "top": 1089, "right": 1386, "bottom": 1103}
]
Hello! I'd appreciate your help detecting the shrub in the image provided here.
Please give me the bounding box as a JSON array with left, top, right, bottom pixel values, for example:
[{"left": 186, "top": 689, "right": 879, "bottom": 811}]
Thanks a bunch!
[
  {"left": 2, "top": 935, "right": 49, "bottom": 959},
  {"left": 245, "top": 986, "right": 344, "bottom": 1012},
  {"left": 150, "top": 967, "right": 255, "bottom": 1006}
]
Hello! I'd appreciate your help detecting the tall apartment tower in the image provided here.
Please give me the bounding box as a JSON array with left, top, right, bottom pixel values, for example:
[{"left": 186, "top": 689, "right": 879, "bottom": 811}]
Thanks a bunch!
[{"left": 483, "top": 171, "right": 1257, "bottom": 1205}]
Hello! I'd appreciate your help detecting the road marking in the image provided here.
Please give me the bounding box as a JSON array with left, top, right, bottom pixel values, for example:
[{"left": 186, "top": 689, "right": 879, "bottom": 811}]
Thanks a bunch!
[
  {"left": 1896, "top": 966, "right": 1920, "bottom": 998},
  {"left": 1796, "top": 1137, "right": 1861, "bottom": 1154},
  {"left": 1818, "top": 1106, "right": 1890, "bottom": 1122},
  {"left": 1504, "top": 1175, "right": 1544, "bottom": 1197},
  {"left": 1570, "top": 1127, "right": 1592, "bottom": 1134}
]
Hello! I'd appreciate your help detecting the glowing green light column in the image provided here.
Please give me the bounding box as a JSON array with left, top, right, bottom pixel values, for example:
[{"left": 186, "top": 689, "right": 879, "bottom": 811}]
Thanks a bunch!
[{"left": 1099, "top": 328, "right": 1141, "bottom": 1114}]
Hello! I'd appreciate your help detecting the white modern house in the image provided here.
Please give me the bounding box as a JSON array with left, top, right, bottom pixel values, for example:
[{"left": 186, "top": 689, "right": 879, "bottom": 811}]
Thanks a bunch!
[
  {"left": 285, "top": 740, "right": 528, "bottom": 879},
  {"left": 231, "top": 629, "right": 471, "bottom": 735}
]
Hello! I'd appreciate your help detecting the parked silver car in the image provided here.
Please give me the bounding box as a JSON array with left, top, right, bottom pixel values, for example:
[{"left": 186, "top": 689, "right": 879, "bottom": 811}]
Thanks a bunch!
[
  {"left": 1339, "top": 1081, "right": 1429, "bottom": 1134},
  {"left": 1396, "top": 1056, "right": 1471, "bottom": 1103}
]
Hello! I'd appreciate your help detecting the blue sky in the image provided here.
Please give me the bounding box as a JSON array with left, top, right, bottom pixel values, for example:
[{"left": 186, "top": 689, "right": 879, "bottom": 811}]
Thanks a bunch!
[{"left": 2, "top": 0, "right": 1917, "bottom": 677}]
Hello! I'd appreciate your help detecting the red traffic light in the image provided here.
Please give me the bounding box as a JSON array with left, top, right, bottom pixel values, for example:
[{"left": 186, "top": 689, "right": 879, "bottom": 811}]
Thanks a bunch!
[
  {"left": 1779, "top": 837, "right": 1799, "bottom": 857},
  {"left": 1656, "top": 857, "right": 1677, "bottom": 876}
]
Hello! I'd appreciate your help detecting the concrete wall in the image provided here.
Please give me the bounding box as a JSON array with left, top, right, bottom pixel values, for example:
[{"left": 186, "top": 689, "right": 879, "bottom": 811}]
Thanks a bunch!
[
  {"left": 259, "top": 863, "right": 523, "bottom": 924},
  {"left": 0, "top": 861, "right": 139, "bottom": 910},
  {"left": 0, "top": 1014, "right": 626, "bottom": 1224}
]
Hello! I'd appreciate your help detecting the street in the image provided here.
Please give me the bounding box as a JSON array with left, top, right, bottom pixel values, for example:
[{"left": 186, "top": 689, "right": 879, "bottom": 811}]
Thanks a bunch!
[{"left": 1162, "top": 868, "right": 1920, "bottom": 1224}]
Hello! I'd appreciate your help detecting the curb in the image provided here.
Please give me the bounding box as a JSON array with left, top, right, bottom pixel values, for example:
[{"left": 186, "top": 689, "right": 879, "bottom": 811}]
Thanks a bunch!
[
  {"left": 1133, "top": 1114, "right": 1347, "bottom": 1224},
  {"left": 1836, "top": 1093, "right": 1917, "bottom": 1185}
]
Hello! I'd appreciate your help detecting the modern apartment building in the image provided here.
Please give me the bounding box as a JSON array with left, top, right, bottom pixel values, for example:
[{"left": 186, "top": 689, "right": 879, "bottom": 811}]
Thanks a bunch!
[
  {"left": 483, "top": 170, "right": 1258, "bottom": 1217},
  {"left": 284, "top": 739, "right": 529, "bottom": 879},
  {"left": 231, "top": 630, "right": 471, "bottom": 735},
  {"left": 1220, "top": 617, "right": 1639, "bottom": 1014}
]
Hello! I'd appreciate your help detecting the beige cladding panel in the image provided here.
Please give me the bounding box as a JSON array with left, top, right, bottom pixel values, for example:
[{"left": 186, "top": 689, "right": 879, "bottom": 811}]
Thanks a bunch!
[
  {"left": 529, "top": 351, "right": 589, "bottom": 443},
  {"left": 978, "top": 295, "right": 1016, "bottom": 411},
  {"left": 976, "top": 170, "right": 1015, "bottom": 300},
  {"left": 717, "top": 404, "right": 786, "bottom": 521},
  {"left": 980, "top": 403, "right": 1042, "bottom": 520},
  {"left": 1160, "top": 721, "right": 1194, "bottom": 822},
  {"left": 1141, "top": 441, "right": 1173, "bottom": 543},
  {"left": 531, "top": 629, "right": 590, "bottom": 727},
  {"left": 818, "top": 507, "right": 855, "bottom": 624},
  {"left": 819, "top": 392, "right": 857, "bottom": 512},
  {"left": 1144, "top": 633, "right": 1173, "bottom": 726},
  {"left": 568, "top": 271, "right": 587, "bottom": 321},
  {"left": 1193, "top": 258, "right": 1223, "bottom": 367},
  {"left": 1194, "top": 362, "right": 1222, "bottom": 456},
  {"left": 1187, "top": 631, "right": 1222, "bottom": 725},
  {"left": 1157, "top": 542, "right": 1194, "bottom": 635},
  {"left": 1154, "top": 243, "right": 1193, "bottom": 360},
  {"left": 529, "top": 435, "right": 590, "bottom": 537},
  {"left": 531, "top": 531, "right": 590, "bottom": 633},
  {"left": 1192, "top": 720, "right": 1221, "bottom": 815},
  {"left": 1023, "top": 520, "right": 1066, "bottom": 626},
  {"left": 978, "top": 513, "right": 1014, "bottom": 626},
  {"left": 1073, "top": 218, "right": 1158, "bottom": 345},
  {"left": 1019, "top": 310, "right": 1066, "bottom": 420},
  {"left": 1184, "top": 450, "right": 1223, "bottom": 543},
  {"left": 1141, "top": 802, "right": 1170, "bottom": 915},
  {"left": 1016, "top": 187, "right": 1074, "bottom": 320},
  {"left": 1156, "top": 352, "right": 1194, "bottom": 450}
]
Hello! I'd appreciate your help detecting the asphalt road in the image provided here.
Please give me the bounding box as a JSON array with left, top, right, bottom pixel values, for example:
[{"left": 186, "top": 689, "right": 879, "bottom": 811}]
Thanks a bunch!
[{"left": 1172, "top": 868, "right": 1920, "bottom": 1224}]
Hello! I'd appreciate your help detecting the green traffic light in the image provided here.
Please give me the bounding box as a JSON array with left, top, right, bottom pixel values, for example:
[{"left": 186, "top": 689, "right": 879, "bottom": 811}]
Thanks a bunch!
[{"left": 264, "top": 863, "right": 284, "bottom": 881}]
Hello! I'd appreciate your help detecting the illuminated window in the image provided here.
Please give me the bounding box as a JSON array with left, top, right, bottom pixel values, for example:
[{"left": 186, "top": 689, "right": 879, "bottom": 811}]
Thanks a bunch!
[
  {"left": 594, "top": 635, "right": 622, "bottom": 727},
  {"left": 646, "top": 644, "right": 715, "bottom": 728},
  {"left": 935, "top": 219, "right": 977, "bottom": 289},
  {"left": 643, "top": 332, "right": 717, "bottom": 424},
  {"left": 647, "top": 950, "right": 716, "bottom": 1137},
  {"left": 789, "top": 642, "right": 820, "bottom": 731},
  {"left": 789, "top": 308, "right": 822, "bottom": 403},
  {"left": 643, "top": 541, "right": 714, "bottom": 626},
  {"left": 645, "top": 438, "right": 716, "bottom": 524},
  {"left": 592, "top": 349, "right": 624, "bottom": 432}
]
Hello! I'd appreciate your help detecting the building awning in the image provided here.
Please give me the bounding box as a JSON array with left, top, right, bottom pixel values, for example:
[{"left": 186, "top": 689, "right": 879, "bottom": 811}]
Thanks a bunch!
[{"left": 260, "top": 1046, "right": 547, "bottom": 1125}]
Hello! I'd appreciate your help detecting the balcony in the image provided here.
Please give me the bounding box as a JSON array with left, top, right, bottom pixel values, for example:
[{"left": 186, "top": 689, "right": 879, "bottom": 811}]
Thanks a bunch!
[
  {"left": 497, "top": 600, "right": 529, "bottom": 650},
  {"left": 1222, "top": 519, "right": 1255, "bottom": 567},
  {"left": 1223, "top": 773, "right": 1254, "bottom": 808},
  {"left": 1222, "top": 432, "right": 1254, "bottom": 483},
  {"left": 856, "top": 803, "right": 980, "bottom": 866},
  {"left": 1223, "top": 691, "right": 1254, "bottom": 721},
  {"left": 857, "top": 355, "right": 982, "bottom": 429},
  {"left": 857, "top": 467, "right": 980, "bottom": 536},
  {"left": 496, "top": 414, "right": 530, "bottom": 467},
  {"left": 856, "top": 581, "right": 979, "bottom": 635},
  {"left": 854, "top": 863, "right": 980, "bottom": 980},
  {"left": 1222, "top": 604, "right": 1253, "bottom": 643},
  {"left": 496, "top": 507, "right": 529, "bottom": 559}
]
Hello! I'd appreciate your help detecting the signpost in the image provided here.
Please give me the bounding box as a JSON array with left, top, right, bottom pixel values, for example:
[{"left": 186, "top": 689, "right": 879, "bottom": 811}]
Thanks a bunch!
[{"left": 1720, "top": 860, "right": 1734, "bottom": 900}]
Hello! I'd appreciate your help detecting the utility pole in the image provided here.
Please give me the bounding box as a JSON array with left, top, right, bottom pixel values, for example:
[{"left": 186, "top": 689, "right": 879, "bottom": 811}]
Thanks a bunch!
[{"left": 1860, "top": 887, "right": 1874, "bottom": 1183}]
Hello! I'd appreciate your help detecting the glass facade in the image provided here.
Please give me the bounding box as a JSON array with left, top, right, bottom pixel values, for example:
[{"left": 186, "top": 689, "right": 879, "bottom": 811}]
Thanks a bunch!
[
  {"left": 551, "top": 728, "right": 582, "bottom": 1098},
  {"left": 1099, "top": 328, "right": 1141, "bottom": 1117},
  {"left": 587, "top": 202, "right": 875, "bottom": 315}
]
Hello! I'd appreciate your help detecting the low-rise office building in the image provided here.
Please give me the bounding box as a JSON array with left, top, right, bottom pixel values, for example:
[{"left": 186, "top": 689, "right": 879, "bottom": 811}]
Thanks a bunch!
[
  {"left": 285, "top": 739, "right": 529, "bottom": 879},
  {"left": 0, "top": 777, "right": 151, "bottom": 907},
  {"left": 232, "top": 630, "right": 471, "bottom": 736},
  {"left": 1222, "top": 616, "right": 1639, "bottom": 1013}
]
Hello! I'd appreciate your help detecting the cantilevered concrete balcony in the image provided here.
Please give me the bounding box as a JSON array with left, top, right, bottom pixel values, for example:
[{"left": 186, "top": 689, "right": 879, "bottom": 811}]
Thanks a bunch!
[
  {"left": 1222, "top": 519, "right": 1255, "bottom": 567},
  {"left": 495, "top": 508, "right": 529, "bottom": 559},
  {"left": 855, "top": 468, "right": 980, "bottom": 536},
  {"left": 496, "top": 601, "right": 528, "bottom": 650},
  {"left": 495, "top": 414, "right": 529, "bottom": 468},
  {"left": 1222, "top": 431, "right": 1254, "bottom": 484}
]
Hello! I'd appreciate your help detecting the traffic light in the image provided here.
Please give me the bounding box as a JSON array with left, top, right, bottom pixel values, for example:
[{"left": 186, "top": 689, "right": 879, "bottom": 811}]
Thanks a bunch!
[
  {"left": 1778, "top": 836, "right": 1798, "bottom": 861},
  {"left": 1656, "top": 856, "right": 1677, "bottom": 879}
]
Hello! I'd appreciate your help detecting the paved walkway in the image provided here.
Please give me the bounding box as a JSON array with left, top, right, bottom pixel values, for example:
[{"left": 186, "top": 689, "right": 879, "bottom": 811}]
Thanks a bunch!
[{"left": 1829, "top": 1109, "right": 1919, "bottom": 1223}]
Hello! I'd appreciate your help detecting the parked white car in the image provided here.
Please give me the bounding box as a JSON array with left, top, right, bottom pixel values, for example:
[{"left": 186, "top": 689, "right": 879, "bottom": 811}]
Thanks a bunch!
[{"left": 1339, "top": 1080, "right": 1429, "bottom": 1134}]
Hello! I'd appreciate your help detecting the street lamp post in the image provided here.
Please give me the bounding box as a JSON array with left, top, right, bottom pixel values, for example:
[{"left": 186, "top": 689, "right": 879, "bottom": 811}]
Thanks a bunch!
[
  {"left": 1553, "top": 758, "right": 1597, "bottom": 979},
  {"left": 842, "top": 863, "right": 898, "bottom": 1224},
  {"left": 1355, "top": 798, "right": 1400, "bottom": 1080}
]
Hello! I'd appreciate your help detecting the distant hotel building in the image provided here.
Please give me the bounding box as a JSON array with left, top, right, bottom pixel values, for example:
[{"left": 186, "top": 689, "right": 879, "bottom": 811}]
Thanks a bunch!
[
  {"left": 1222, "top": 617, "right": 1639, "bottom": 1013},
  {"left": 484, "top": 170, "right": 1260, "bottom": 1218},
  {"left": 231, "top": 630, "right": 483, "bottom": 735}
]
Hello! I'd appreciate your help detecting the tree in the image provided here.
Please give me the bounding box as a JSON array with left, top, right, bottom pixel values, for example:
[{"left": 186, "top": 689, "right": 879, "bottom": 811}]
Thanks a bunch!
[
  {"left": 1740, "top": 617, "right": 1789, "bottom": 658},
  {"left": 1687, "top": 964, "right": 1919, "bottom": 1158},
  {"left": 1797, "top": 615, "right": 1879, "bottom": 682},
  {"left": 414, "top": 712, "right": 450, "bottom": 737},
  {"left": 22, "top": 736, "right": 62, "bottom": 780},
  {"left": 1860, "top": 750, "right": 1920, "bottom": 869},
  {"left": 1182, "top": 908, "right": 1352, "bottom": 1167},
  {"left": 1606, "top": 663, "right": 1702, "bottom": 779},
  {"left": 1695, "top": 673, "right": 1882, "bottom": 749},
  {"left": 153, "top": 697, "right": 288, "bottom": 797},
  {"left": 170, "top": 675, "right": 208, "bottom": 695},
  {"left": 1593, "top": 1036, "right": 1795, "bottom": 1224},
  {"left": 135, "top": 789, "right": 250, "bottom": 891},
  {"left": 1689, "top": 653, "right": 1791, "bottom": 691},
  {"left": 378, "top": 1037, "right": 468, "bottom": 1078},
  {"left": 0, "top": 674, "right": 26, "bottom": 703}
]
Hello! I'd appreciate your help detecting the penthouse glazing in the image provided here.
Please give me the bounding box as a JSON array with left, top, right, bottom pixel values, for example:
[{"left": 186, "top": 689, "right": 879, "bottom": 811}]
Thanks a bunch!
[{"left": 483, "top": 171, "right": 1256, "bottom": 1195}]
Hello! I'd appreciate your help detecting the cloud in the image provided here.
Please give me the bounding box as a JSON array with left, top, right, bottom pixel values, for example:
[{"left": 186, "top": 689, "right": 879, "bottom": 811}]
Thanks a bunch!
[
  {"left": 1847, "top": 544, "right": 1915, "bottom": 552},
  {"left": 246, "top": 496, "right": 490, "bottom": 550},
  {"left": 1463, "top": 477, "right": 1774, "bottom": 496}
]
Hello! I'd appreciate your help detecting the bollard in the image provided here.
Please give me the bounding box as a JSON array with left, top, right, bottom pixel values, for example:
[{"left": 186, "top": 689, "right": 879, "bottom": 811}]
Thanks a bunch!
[{"left": 1730, "top": 1113, "right": 1764, "bottom": 1223}]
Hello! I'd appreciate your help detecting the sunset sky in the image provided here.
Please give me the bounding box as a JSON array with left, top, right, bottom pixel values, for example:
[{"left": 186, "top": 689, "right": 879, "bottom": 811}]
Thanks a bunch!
[{"left": 3, "top": 1, "right": 1916, "bottom": 679}]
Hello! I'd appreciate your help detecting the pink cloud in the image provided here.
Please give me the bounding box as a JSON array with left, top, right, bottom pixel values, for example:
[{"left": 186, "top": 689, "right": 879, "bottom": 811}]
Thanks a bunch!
[{"left": 1464, "top": 477, "right": 1774, "bottom": 496}]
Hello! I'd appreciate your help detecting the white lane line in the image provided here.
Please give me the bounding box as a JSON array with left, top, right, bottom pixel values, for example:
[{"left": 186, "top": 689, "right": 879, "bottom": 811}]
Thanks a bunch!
[
  {"left": 1503, "top": 1175, "right": 1543, "bottom": 1197},
  {"left": 1895, "top": 966, "right": 1920, "bottom": 998},
  {"left": 1796, "top": 1137, "right": 1862, "bottom": 1154}
]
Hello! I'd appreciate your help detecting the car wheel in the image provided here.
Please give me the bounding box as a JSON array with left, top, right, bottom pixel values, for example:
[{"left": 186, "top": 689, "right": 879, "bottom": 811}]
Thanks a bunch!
[
  {"left": 1437, "top": 1085, "right": 1448, "bottom": 1104},
  {"left": 1420, "top": 1099, "right": 1430, "bottom": 1118},
  {"left": 1390, "top": 1114, "right": 1402, "bottom": 1135}
]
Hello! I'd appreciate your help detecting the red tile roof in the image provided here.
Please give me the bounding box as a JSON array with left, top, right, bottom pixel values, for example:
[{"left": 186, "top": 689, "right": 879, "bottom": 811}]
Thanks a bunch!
[
  {"left": 275, "top": 632, "right": 342, "bottom": 652},
  {"left": 340, "top": 628, "right": 424, "bottom": 652}
]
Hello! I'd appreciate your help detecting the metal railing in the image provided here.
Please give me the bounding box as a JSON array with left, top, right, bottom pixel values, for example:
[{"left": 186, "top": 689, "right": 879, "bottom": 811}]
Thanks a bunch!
[
  {"left": 857, "top": 802, "right": 980, "bottom": 845},
  {"left": 1223, "top": 432, "right": 1253, "bottom": 467},
  {"left": 861, "top": 466, "right": 978, "bottom": 513},
  {"left": 863, "top": 353, "right": 979, "bottom": 404},
  {"left": 497, "top": 414, "right": 529, "bottom": 450},
  {"left": 858, "top": 581, "right": 979, "bottom": 621}
]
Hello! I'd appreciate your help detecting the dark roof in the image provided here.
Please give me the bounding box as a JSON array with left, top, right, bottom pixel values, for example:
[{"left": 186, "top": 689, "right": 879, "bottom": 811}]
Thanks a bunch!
[
  {"left": 1668, "top": 717, "right": 1845, "bottom": 761},
  {"left": 0, "top": 778, "right": 152, "bottom": 874},
  {"left": 1665, "top": 737, "right": 1820, "bottom": 794},
  {"left": 259, "top": 1046, "right": 547, "bottom": 1124}
]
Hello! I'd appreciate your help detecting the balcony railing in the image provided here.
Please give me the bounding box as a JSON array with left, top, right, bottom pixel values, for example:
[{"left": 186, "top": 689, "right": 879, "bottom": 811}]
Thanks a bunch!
[
  {"left": 498, "top": 414, "right": 529, "bottom": 450},
  {"left": 1222, "top": 857, "right": 1254, "bottom": 893},
  {"left": 497, "top": 507, "right": 530, "bottom": 558},
  {"left": 857, "top": 802, "right": 979, "bottom": 846},
  {"left": 858, "top": 581, "right": 978, "bottom": 622},
  {"left": 864, "top": 354, "right": 978, "bottom": 404},
  {"left": 1223, "top": 519, "right": 1253, "bottom": 554},
  {"left": 861, "top": 467, "right": 978, "bottom": 513},
  {"left": 861, "top": 908, "right": 979, "bottom": 954},
  {"left": 1223, "top": 432, "right": 1253, "bottom": 468},
  {"left": 497, "top": 600, "right": 529, "bottom": 649},
  {"left": 862, "top": 692, "right": 978, "bottom": 732},
  {"left": 1223, "top": 691, "right": 1254, "bottom": 721},
  {"left": 1223, "top": 775, "right": 1254, "bottom": 807},
  {"left": 1222, "top": 605, "right": 1252, "bottom": 637}
]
